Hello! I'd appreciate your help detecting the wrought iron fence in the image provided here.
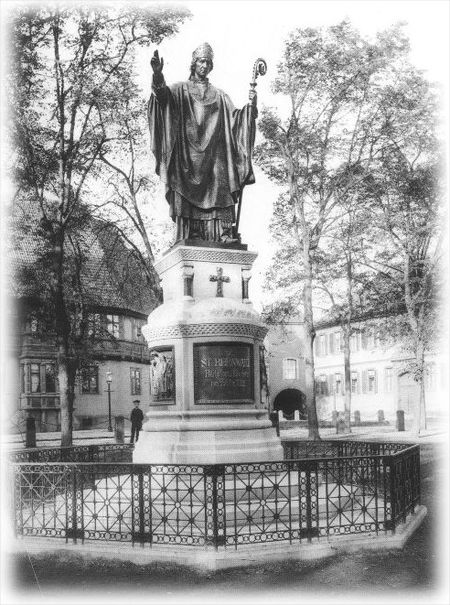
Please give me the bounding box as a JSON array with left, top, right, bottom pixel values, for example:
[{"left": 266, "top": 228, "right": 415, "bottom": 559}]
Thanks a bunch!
[
  {"left": 10, "top": 441, "right": 420, "bottom": 550},
  {"left": 282, "top": 439, "right": 409, "bottom": 460},
  {"left": 9, "top": 443, "right": 133, "bottom": 464}
]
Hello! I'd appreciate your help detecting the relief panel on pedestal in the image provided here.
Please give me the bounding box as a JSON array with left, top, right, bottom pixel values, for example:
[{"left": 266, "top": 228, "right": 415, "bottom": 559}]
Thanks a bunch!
[{"left": 149, "top": 347, "right": 175, "bottom": 405}]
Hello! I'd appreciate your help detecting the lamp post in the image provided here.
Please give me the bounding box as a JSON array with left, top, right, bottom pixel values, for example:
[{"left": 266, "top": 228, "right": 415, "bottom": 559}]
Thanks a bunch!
[{"left": 106, "top": 370, "right": 112, "bottom": 432}]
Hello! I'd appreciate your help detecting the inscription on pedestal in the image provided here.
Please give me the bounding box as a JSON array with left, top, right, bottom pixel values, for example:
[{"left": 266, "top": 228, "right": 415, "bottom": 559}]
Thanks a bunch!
[{"left": 193, "top": 343, "right": 254, "bottom": 404}]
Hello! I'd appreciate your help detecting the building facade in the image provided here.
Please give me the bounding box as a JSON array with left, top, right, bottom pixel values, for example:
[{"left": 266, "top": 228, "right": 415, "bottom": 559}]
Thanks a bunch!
[
  {"left": 8, "top": 208, "right": 159, "bottom": 433},
  {"left": 265, "top": 321, "right": 307, "bottom": 419},
  {"left": 314, "top": 320, "right": 448, "bottom": 428}
]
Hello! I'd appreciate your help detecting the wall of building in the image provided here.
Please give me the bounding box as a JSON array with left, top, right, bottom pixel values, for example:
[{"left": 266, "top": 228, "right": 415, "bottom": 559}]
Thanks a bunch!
[
  {"left": 265, "top": 322, "right": 307, "bottom": 417},
  {"left": 15, "top": 311, "right": 152, "bottom": 432},
  {"left": 73, "top": 359, "right": 152, "bottom": 429},
  {"left": 314, "top": 322, "right": 448, "bottom": 427}
]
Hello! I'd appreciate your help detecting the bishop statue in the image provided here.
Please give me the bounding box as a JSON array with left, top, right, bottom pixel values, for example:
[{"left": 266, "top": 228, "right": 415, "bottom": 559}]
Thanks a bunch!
[{"left": 148, "top": 43, "right": 258, "bottom": 243}]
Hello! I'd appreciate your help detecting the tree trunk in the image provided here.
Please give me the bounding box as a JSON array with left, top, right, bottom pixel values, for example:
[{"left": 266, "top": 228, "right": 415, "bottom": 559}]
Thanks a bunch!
[
  {"left": 302, "top": 254, "right": 320, "bottom": 440},
  {"left": 415, "top": 339, "right": 427, "bottom": 435},
  {"left": 343, "top": 323, "right": 352, "bottom": 432},
  {"left": 54, "top": 229, "right": 74, "bottom": 447},
  {"left": 58, "top": 350, "right": 73, "bottom": 447}
]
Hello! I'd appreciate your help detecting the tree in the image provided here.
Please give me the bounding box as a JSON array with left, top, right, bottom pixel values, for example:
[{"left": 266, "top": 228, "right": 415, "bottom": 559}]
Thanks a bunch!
[
  {"left": 363, "top": 67, "right": 443, "bottom": 433},
  {"left": 256, "top": 22, "right": 410, "bottom": 439},
  {"left": 94, "top": 92, "right": 172, "bottom": 291},
  {"left": 8, "top": 5, "right": 190, "bottom": 445},
  {"left": 314, "top": 173, "right": 377, "bottom": 430}
]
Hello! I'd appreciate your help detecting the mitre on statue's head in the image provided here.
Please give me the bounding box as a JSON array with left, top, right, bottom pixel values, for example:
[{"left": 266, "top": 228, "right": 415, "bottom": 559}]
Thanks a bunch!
[{"left": 192, "top": 42, "right": 214, "bottom": 61}]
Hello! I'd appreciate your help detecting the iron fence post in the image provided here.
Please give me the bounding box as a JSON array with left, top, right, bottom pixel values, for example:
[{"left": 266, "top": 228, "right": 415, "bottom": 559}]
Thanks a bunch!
[
  {"left": 71, "top": 466, "right": 78, "bottom": 543},
  {"left": 402, "top": 455, "right": 407, "bottom": 523},
  {"left": 416, "top": 446, "right": 421, "bottom": 511},
  {"left": 139, "top": 468, "right": 145, "bottom": 546},
  {"left": 389, "top": 456, "right": 396, "bottom": 533},
  {"left": 204, "top": 465, "right": 226, "bottom": 549},
  {"left": 305, "top": 462, "right": 313, "bottom": 542},
  {"left": 13, "top": 465, "right": 22, "bottom": 538}
]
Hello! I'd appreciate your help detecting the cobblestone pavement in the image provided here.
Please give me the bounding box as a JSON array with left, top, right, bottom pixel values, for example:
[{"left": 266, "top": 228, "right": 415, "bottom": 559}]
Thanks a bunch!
[{"left": 3, "top": 441, "right": 448, "bottom": 605}]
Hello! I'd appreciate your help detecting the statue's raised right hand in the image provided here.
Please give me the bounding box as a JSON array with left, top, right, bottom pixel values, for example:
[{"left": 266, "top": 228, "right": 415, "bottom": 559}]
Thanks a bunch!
[{"left": 151, "top": 50, "right": 164, "bottom": 74}]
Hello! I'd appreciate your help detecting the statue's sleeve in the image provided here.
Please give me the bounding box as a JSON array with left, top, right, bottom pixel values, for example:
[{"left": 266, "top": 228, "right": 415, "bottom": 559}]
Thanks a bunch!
[
  {"left": 228, "top": 97, "right": 257, "bottom": 188},
  {"left": 147, "top": 75, "right": 178, "bottom": 182}
]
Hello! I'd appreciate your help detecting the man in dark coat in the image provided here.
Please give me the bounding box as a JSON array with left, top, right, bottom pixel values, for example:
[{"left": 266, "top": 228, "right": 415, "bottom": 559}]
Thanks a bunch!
[
  {"left": 148, "top": 42, "right": 257, "bottom": 242},
  {"left": 130, "top": 400, "right": 144, "bottom": 444}
]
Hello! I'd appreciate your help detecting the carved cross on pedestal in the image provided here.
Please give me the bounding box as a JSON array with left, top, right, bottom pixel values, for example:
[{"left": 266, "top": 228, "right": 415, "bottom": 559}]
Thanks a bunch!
[{"left": 209, "top": 266, "right": 230, "bottom": 297}]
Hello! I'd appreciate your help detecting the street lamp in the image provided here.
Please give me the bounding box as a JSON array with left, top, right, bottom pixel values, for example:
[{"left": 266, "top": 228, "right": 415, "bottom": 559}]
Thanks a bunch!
[{"left": 106, "top": 370, "right": 113, "bottom": 432}]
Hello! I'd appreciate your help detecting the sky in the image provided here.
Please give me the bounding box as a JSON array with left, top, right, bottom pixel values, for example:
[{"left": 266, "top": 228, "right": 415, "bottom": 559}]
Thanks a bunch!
[
  {"left": 133, "top": 0, "right": 449, "bottom": 309},
  {"left": 0, "top": 4, "right": 448, "bottom": 604},
  {"left": 0, "top": 0, "right": 448, "bottom": 310}
]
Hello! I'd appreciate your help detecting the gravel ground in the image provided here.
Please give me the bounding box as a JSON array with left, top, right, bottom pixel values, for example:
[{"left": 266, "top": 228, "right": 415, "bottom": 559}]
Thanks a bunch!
[{"left": 4, "top": 442, "right": 448, "bottom": 605}]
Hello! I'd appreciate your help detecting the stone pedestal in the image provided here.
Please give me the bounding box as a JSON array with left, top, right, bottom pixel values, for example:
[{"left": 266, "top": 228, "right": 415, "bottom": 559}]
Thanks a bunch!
[{"left": 134, "top": 242, "right": 283, "bottom": 464}]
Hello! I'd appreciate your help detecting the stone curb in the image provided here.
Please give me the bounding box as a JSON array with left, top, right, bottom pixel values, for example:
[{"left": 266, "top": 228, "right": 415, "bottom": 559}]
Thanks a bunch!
[{"left": 6, "top": 506, "right": 427, "bottom": 571}]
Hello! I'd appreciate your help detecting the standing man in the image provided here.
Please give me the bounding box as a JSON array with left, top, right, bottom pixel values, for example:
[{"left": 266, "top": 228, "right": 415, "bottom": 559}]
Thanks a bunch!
[
  {"left": 130, "top": 400, "right": 144, "bottom": 444},
  {"left": 148, "top": 43, "right": 258, "bottom": 242}
]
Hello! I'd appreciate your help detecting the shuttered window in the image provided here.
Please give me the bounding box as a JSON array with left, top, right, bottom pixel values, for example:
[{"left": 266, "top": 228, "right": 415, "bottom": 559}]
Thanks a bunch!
[
  {"left": 329, "top": 333, "right": 335, "bottom": 354},
  {"left": 335, "top": 373, "right": 342, "bottom": 395},
  {"left": 320, "top": 334, "right": 327, "bottom": 356},
  {"left": 351, "top": 371, "right": 358, "bottom": 394},
  {"left": 368, "top": 369, "right": 377, "bottom": 393},
  {"left": 82, "top": 366, "right": 99, "bottom": 394},
  {"left": 362, "top": 370, "right": 368, "bottom": 393},
  {"left": 385, "top": 367, "right": 393, "bottom": 392},
  {"left": 319, "top": 375, "right": 328, "bottom": 395},
  {"left": 283, "top": 358, "right": 298, "bottom": 380},
  {"left": 335, "top": 331, "right": 342, "bottom": 352},
  {"left": 130, "top": 368, "right": 141, "bottom": 395}
]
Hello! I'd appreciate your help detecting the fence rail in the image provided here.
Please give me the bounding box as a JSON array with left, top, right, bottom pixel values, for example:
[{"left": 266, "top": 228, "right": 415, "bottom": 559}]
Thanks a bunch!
[{"left": 9, "top": 443, "right": 133, "bottom": 464}]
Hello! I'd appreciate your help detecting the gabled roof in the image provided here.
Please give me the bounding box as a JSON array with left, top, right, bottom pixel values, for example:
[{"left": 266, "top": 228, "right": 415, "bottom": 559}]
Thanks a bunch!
[{"left": 8, "top": 200, "right": 159, "bottom": 317}]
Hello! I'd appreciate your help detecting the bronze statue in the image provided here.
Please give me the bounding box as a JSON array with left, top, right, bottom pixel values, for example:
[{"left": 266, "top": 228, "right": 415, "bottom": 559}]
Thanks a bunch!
[{"left": 148, "top": 43, "right": 260, "bottom": 243}]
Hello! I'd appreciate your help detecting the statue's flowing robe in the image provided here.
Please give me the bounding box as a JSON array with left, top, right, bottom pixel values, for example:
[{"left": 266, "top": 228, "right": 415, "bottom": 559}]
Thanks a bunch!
[{"left": 148, "top": 77, "right": 256, "bottom": 240}]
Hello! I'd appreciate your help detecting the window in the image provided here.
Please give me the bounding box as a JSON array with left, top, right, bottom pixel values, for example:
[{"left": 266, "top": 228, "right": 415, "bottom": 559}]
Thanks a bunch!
[
  {"left": 350, "top": 332, "right": 360, "bottom": 352},
  {"left": 368, "top": 369, "right": 377, "bottom": 393},
  {"left": 329, "top": 333, "right": 335, "bottom": 354},
  {"left": 20, "top": 365, "right": 25, "bottom": 393},
  {"left": 425, "top": 363, "right": 436, "bottom": 391},
  {"left": 107, "top": 314, "right": 120, "bottom": 338},
  {"left": 385, "top": 367, "right": 393, "bottom": 393},
  {"left": 374, "top": 331, "right": 381, "bottom": 348},
  {"left": 283, "top": 358, "right": 298, "bottom": 380},
  {"left": 82, "top": 366, "right": 99, "bottom": 394},
  {"left": 319, "top": 375, "right": 328, "bottom": 395},
  {"left": 30, "top": 363, "right": 41, "bottom": 393},
  {"left": 335, "top": 373, "right": 342, "bottom": 395},
  {"left": 320, "top": 334, "right": 327, "bottom": 356},
  {"left": 131, "top": 319, "right": 143, "bottom": 340},
  {"left": 88, "top": 313, "right": 101, "bottom": 337},
  {"left": 367, "top": 330, "right": 375, "bottom": 349},
  {"left": 44, "top": 364, "right": 56, "bottom": 392},
  {"left": 130, "top": 368, "right": 141, "bottom": 395},
  {"left": 351, "top": 371, "right": 358, "bottom": 394},
  {"left": 334, "top": 331, "right": 342, "bottom": 353}
]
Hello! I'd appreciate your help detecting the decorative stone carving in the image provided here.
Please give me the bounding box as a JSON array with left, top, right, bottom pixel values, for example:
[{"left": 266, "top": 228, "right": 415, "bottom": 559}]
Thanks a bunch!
[
  {"left": 209, "top": 267, "right": 230, "bottom": 297},
  {"left": 150, "top": 348, "right": 175, "bottom": 404}
]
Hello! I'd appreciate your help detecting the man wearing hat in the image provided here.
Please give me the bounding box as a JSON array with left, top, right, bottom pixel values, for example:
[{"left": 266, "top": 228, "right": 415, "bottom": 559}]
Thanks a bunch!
[
  {"left": 148, "top": 43, "right": 257, "bottom": 242},
  {"left": 129, "top": 400, "right": 144, "bottom": 444}
]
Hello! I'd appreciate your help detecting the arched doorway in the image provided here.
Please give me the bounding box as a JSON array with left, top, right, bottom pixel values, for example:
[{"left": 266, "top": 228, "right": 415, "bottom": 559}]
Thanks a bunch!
[{"left": 274, "top": 389, "right": 307, "bottom": 420}]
